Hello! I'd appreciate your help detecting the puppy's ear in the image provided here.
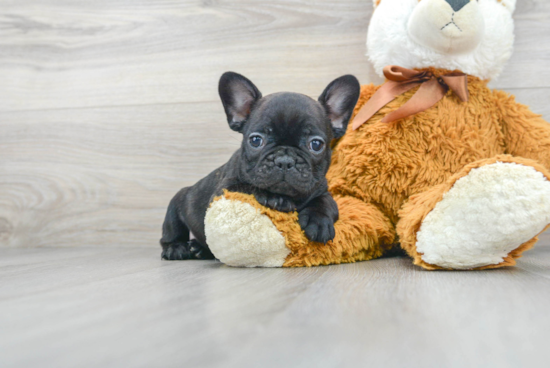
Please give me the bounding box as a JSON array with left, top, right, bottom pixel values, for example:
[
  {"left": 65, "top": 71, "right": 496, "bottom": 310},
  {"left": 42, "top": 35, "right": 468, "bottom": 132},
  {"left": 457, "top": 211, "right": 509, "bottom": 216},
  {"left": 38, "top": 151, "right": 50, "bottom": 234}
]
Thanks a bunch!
[
  {"left": 318, "top": 75, "right": 360, "bottom": 139},
  {"left": 218, "top": 72, "right": 262, "bottom": 132}
]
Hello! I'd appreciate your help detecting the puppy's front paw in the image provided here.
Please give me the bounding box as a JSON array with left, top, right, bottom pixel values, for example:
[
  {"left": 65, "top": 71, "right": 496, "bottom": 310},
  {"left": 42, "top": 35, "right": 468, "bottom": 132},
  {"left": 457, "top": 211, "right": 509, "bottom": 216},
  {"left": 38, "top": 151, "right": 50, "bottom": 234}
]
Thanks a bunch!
[
  {"left": 161, "top": 240, "right": 215, "bottom": 261},
  {"left": 298, "top": 208, "right": 335, "bottom": 244},
  {"left": 254, "top": 192, "right": 296, "bottom": 212}
]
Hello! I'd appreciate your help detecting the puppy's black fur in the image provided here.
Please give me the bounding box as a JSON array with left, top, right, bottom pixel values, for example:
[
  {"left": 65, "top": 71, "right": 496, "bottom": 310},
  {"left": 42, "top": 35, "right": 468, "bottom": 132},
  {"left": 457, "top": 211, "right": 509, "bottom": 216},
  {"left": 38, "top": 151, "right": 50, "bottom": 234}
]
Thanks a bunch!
[{"left": 160, "top": 72, "right": 360, "bottom": 260}]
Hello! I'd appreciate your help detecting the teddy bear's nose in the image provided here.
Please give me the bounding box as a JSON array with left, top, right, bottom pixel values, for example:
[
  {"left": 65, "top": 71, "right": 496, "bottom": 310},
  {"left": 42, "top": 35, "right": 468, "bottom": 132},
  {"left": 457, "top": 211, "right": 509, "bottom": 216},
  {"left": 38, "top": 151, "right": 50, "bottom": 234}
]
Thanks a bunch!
[{"left": 445, "top": 0, "right": 470, "bottom": 12}]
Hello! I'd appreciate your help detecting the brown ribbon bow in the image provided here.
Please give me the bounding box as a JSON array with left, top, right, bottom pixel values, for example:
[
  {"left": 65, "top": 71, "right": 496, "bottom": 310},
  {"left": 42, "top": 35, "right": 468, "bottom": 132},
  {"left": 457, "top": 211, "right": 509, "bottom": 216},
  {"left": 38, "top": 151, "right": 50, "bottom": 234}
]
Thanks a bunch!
[{"left": 351, "top": 65, "right": 469, "bottom": 130}]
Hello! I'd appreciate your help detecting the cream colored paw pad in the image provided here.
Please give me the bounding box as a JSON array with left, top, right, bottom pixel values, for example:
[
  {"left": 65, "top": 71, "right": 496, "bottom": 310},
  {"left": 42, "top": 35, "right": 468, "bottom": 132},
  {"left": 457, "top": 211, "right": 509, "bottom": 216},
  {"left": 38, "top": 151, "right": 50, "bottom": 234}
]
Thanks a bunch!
[
  {"left": 416, "top": 163, "right": 550, "bottom": 269},
  {"left": 204, "top": 197, "right": 289, "bottom": 267}
]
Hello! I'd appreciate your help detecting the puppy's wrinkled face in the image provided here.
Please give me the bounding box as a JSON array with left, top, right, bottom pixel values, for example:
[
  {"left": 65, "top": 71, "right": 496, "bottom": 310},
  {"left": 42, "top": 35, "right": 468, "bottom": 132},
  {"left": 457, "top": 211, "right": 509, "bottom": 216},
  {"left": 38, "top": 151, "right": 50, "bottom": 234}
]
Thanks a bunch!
[
  {"left": 219, "top": 72, "right": 360, "bottom": 199},
  {"left": 240, "top": 93, "right": 331, "bottom": 197}
]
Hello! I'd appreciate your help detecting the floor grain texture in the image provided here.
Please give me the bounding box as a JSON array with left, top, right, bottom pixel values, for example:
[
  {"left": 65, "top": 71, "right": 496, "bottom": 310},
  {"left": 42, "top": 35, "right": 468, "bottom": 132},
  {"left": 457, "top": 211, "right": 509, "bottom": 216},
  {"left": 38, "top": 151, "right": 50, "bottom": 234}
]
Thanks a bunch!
[{"left": 1, "top": 244, "right": 550, "bottom": 368}]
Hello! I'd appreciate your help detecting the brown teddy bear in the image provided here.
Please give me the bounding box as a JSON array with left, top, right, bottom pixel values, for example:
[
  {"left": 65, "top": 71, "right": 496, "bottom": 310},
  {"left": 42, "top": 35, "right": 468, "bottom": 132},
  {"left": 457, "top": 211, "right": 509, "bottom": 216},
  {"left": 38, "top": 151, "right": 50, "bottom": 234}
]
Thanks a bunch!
[{"left": 204, "top": 0, "right": 550, "bottom": 270}]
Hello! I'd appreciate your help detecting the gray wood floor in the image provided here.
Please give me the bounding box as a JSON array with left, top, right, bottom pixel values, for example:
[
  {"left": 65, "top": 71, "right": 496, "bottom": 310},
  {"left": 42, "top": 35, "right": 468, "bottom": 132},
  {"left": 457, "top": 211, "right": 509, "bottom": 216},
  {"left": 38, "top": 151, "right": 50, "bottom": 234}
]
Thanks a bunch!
[
  {"left": 2, "top": 1, "right": 550, "bottom": 367},
  {"left": 2, "top": 235, "right": 550, "bottom": 368}
]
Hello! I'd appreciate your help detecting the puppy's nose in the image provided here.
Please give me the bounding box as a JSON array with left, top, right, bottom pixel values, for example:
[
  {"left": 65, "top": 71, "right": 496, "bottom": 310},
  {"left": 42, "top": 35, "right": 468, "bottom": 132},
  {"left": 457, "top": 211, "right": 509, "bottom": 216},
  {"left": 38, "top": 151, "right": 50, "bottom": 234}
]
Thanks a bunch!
[
  {"left": 445, "top": 0, "right": 470, "bottom": 12},
  {"left": 274, "top": 155, "right": 295, "bottom": 170}
]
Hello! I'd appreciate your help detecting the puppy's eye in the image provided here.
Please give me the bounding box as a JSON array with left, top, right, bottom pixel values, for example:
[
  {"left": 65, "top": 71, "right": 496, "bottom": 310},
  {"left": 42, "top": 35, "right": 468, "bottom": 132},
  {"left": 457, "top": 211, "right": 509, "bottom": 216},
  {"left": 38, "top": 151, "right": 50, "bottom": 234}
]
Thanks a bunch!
[
  {"left": 309, "top": 138, "right": 325, "bottom": 153},
  {"left": 249, "top": 134, "right": 264, "bottom": 148}
]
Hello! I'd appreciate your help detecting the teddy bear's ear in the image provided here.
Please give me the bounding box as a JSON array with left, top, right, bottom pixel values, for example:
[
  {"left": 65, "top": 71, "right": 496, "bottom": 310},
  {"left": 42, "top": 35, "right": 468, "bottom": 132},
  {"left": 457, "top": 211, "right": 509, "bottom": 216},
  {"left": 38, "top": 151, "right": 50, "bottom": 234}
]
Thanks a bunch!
[
  {"left": 372, "top": 0, "right": 381, "bottom": 8},
  {"left": 218, "top": 72, "right": 262, "bottom": 133},
  {"left": 499, "top": 0, "right": 516, "bottom": 13},
  {"left": 318, "top": 75, "right": 361, "bottom": 139}
]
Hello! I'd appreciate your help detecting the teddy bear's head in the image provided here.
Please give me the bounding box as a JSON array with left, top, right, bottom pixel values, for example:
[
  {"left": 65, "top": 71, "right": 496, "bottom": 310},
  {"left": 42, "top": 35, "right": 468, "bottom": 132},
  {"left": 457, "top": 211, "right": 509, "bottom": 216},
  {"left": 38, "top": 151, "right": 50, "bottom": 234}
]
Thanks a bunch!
[{"left": 367, "top": 0, "right": 516, "bottom": 80}]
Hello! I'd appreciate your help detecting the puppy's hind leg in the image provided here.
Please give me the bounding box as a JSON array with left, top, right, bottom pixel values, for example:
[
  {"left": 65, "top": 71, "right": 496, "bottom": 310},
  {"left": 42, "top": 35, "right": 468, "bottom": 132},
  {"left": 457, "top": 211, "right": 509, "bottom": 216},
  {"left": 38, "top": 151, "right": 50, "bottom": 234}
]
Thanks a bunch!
[{"left": 160, "top": 190, "right": 214, "bottom": 261}]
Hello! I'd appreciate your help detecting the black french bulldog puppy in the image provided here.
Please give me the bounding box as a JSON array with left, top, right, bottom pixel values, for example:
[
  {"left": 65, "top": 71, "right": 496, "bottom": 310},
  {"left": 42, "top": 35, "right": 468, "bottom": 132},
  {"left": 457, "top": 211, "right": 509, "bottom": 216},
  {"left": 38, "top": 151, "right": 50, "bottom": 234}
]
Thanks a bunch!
[{"left": 160, "top": 72, "right": 360, "bottom": 260}]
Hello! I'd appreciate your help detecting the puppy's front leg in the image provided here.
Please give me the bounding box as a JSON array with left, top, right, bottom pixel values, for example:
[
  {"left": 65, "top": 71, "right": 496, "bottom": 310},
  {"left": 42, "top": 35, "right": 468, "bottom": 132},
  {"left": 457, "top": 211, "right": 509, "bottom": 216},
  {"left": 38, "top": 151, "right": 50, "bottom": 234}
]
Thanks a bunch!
[
  {"left": 298, "top": 193, "right": 339, "bottom": 244},
  {"left": 160, "top": 188, "right": 215, "bottom": 261}
]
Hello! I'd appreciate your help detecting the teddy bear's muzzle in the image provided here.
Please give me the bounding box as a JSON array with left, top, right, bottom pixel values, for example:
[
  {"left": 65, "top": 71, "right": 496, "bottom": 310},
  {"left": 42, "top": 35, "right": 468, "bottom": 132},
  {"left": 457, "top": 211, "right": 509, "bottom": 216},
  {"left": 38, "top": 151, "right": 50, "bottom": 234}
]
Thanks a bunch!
[{"left": 407, "top": 0, "right": 484, "bottom": 55}]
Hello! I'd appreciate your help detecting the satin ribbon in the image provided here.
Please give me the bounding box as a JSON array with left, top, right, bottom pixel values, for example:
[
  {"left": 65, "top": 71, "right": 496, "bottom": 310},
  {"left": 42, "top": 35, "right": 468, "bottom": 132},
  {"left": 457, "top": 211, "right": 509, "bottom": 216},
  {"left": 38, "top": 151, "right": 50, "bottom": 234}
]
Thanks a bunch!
[{"left": 351, "top": 66, "right": 469, "bottom": 130}]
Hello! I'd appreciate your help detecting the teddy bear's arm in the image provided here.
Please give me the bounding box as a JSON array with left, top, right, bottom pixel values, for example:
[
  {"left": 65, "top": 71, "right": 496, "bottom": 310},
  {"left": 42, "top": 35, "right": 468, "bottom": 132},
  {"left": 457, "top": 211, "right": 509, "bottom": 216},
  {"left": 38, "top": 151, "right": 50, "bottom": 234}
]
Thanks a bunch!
[{"left": 496, "top": 90, "right": 550, "bottom": 170}]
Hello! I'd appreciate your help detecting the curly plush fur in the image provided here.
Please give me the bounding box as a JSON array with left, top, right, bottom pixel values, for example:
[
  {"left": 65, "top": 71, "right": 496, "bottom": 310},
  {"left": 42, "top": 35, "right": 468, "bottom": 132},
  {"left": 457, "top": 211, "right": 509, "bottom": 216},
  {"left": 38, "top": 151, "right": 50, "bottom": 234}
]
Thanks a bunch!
[
  {"left": 368, "top": 0, "right": 516, "bottom": 80},
  {"left": 205, "top": 0, "right": 550, "bottom": 270}
]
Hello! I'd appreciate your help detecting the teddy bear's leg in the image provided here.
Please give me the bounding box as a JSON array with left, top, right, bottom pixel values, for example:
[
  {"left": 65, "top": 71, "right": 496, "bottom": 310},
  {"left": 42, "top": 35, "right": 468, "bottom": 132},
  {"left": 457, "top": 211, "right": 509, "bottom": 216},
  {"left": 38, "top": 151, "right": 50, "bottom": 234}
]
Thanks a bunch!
[
  {"left": 205, "top": 192, "right": 395, "bottom": 267},
  {"left": 204, "top": 194, "right": 290, "bottom": 267},
  {"left": 397, "top": 155, "right": 550, "bottom": 270},
  {"left": 284, "top": 195, "right": 396, "bottom": 267}
]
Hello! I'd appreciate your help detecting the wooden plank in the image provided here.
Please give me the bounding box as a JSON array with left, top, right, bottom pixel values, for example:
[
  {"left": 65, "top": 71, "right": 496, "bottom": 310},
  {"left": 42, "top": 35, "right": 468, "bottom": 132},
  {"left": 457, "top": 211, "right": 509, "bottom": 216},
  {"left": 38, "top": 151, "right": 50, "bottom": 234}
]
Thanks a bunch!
[
  {"left": 0, "top": 0, "right": 376, "bottom": 111},
  {"left": 1, "top": 245, "right": 550, "bottom": 367},
  {"left": 0, "top": 101, "right": 240, "bottom": 248},
  {"left": 0, "top": 1, "right": 549, "bottom": 112},
  {"left": 491, "top": 0, "right": 550, "bottom": 89}
]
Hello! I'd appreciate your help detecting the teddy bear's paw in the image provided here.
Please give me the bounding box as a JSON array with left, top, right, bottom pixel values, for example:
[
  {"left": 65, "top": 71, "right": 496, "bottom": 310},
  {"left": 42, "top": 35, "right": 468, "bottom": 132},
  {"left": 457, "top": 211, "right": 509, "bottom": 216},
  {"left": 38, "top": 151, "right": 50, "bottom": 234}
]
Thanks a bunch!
[
  {"left": 416, "top": 162, "right": 550, "bottom": 270},
  {"left": 204, "top": 196, "right": 290, "bottom": 267}
]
